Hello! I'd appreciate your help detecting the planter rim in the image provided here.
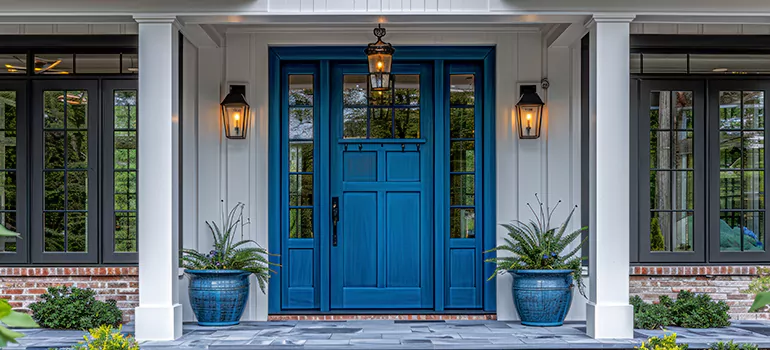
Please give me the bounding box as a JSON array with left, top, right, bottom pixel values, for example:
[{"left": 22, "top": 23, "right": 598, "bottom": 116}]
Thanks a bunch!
[
  {"left": 508, "top": 269, "right": 574, "bottom": 275},
  {"left": 185, "top": 269, "right": 251, "bottom": 275}
]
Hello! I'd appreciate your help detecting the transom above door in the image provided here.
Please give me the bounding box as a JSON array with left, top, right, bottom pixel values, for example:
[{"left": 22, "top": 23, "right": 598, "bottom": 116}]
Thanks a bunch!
[{"left": 268, "top": 46, "right": 497, "bottom": 313}]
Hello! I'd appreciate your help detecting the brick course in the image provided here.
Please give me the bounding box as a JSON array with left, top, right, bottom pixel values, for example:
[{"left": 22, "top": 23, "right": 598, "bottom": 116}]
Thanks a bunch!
[
  {"left": 0, "top": 267, "right": 138, "bottom": 323},
  {"left": 630, "top": 266, "right": 770, "bottom": 320}
]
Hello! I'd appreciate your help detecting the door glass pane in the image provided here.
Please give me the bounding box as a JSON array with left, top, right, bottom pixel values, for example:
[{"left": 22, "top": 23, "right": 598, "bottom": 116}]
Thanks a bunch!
[
  {"left": 43, "top": 90, "right": 89, "bottom": 252},
  {"left": 449, "top": 74, "right": 477, "bottom": 240},
  {"left": 648, "top": 90, "right": 695, "bottom": 252},
  {"left": 0, "top": 91, "right": 17, "bottom": 253},
  {"left": 719, "top": 90, "right": 766, "bottom": 252},
  {"left": 342, "top": 74, "right": 420, "bottom": 139},
  {"left": 113, "top": 90, "right": 138, "bottom": 253},
  {"left": 288, "top": 75, "right": 314, "bottom": 239}
]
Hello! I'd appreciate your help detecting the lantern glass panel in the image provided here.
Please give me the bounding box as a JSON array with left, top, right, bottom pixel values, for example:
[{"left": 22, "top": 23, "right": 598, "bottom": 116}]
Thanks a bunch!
[
  {"left": 517, "top": 104, "right": 542, "bottom": 139},
  {"left": 367, "top": 53, "right": 392, "bottom": 75},
  {"left": 223, "top": 104, "right": 248, "bottom": 139}
]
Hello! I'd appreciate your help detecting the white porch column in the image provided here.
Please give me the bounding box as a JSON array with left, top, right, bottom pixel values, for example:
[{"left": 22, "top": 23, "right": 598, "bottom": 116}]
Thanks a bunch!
[
  {"left": 134, "top": 16, "right": 183, "bottom": 341},
  {"left": 586, "top": 14, "right": 635, "bottom": 340}
]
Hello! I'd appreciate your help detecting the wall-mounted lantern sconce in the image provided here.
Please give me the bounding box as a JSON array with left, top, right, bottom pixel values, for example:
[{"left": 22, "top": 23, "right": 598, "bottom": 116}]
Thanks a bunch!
[
  {"left": 516, "top": 79, "right": 548, "bottom": 139},
  {"left": 365, "top": 24, "right": 395, "bottom": 92},
  {"left": 220, "top": 84, "right": 250, "bottom": 139}
]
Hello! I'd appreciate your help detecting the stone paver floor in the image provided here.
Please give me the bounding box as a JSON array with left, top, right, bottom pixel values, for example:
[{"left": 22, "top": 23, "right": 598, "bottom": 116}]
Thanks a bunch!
[{"left": 6, "top": 320, "right": 770, "bottom": 349}]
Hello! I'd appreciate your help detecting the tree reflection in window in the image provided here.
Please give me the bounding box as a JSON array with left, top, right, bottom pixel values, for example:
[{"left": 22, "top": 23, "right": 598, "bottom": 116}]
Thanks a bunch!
[
  {"left": 113, "top": 90, "right": 137, "bottom": 253},
  {"left": 343, "top": 75, "right": 419, "bottom": 139},
  {"left": 0, "top": 91, "right": 17, "bottom": 253}
]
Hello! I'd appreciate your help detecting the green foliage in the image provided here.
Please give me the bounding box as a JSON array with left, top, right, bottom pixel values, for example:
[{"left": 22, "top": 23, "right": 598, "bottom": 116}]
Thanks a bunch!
[
  {"left": 650, "top": 217, "right": 665, "bottom": 251},
  {"left": 743, "top": 267, "right": 770, "bottom": 312},
  {"left": 485, "top": 194, "right": 588, "bottom": 297},
  {"left": 709, "top": 340, "right": 759, "bottom": 350},
  {"left": 0, "top": 298, "right": 38, "bottom": 347},
  {"left": 636, "top": 333, "right": 689, "bottom": 350},
  {"left": 28, "top": 286, "right": 122, "bottom": 330},
  {"left": 181, "top": 202, "right": 278, "bottom": 293},
  {"left": 631, "top": 291, "right": 730, "bottom": 330},
  {"left": 72, "top": 325, "right": 139, "bottom": 350}
]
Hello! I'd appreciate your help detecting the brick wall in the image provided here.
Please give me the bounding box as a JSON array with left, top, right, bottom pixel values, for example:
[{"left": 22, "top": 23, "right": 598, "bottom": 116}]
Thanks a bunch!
[
  {"left": 0, "top": 267, "right": 138, "bottom": 323},
  {"left": 630, "top": 266, "right": 770, "bottom": 320}
]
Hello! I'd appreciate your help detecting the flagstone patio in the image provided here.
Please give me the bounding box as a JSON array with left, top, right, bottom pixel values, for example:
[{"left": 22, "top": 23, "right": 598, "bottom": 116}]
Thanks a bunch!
[{"left": 6, "top": 320, "right": 770, "bottom": 349}]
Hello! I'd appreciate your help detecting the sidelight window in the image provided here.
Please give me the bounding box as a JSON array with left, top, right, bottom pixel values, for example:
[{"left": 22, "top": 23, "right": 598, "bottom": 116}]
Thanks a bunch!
[{"left": 288, "top": 74, "right": 314, "bottom": 239}]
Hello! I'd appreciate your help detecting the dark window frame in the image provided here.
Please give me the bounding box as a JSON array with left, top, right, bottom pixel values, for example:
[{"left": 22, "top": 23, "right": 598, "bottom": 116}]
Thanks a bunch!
[{"left": 0, "top": 80, "right": 29, "bottom": 264}]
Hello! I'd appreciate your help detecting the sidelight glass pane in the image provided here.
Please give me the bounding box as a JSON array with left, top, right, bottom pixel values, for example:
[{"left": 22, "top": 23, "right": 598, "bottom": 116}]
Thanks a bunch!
[
  {"left": 674, "top": 91, "right": 694, "bottom": 130},
  {"left": 394, "top": 108, "right": 419, "bottom": 139},
  {"left": 650, "top": 91, "right": 671, "bottom": 130},
  {"left": 113, "top": 90, "right": 138, "bottom": 254},
  {"left": 450, "top": 75, "right": 475, "bottom": 105},
  {"left": 289, "top": 75, "right": 314, "bottom": 106},
  {"left": 650, "top": 212, "right": 671, "bottom": 252},
  {"left": 289, "top": 107, "right": 314, "bottom": 140},
  {"left": 289, "top": 174, "right": 313, "bottom": 206},
  {"left": 744, "top": 91, "right": 764, "bottom": 129},
  {"left": 450, "top": 208, "right": 475, "bottom": 239},
  {"left": 673, "top": 212, "right": 694, "bottom": 252},
  {"left": 343, "top": 108, "right": 367, "bottom": 139},
  {"left": 450, "top": 108, "right": 474, "bottom": 138},
  {"left": 289, "top": 142, "right": 314, "bottom": 172},
  {"left": 394, "top": 75, "right": 419, "bottom": 105},
  {"left": 450, "top": 174, "right": 475, "bottom": 206},
  {"left": 650, "top": 171, "right": 671, "bottom": 210},
  {"left": 673, "top": 171, "right": 694, "bottom": 210},
  {"left": 114, "top": 212, "right": 137, "bottom": 252},
  {"left": 720, "top": 131, "right": 742, "bottom": 168},
  {"left": 719, "top": 91, "right": 742, "bottom": 130},
  {"left": 450, "top": 141, "right": 475, "bottom": 172},
  {"left": 343, "top": 75, "right": 367, "bottom": 106},
  {"left": 289, "top": 208, "right": 313, "bottom": 239}
]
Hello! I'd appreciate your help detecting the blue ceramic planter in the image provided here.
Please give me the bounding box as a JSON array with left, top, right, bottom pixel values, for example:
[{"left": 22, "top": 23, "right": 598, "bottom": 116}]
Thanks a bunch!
[
  {"left": 510, "top": 269, "right": 574, "bottom": 327},
  {"left": 186, "top": 270, "right": 250, "bottom": 326}
]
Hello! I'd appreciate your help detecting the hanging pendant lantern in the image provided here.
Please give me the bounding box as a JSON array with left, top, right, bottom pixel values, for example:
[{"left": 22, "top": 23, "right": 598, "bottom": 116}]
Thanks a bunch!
[{"left": 365, "top": 24, "right": 395, "bottom": 92}]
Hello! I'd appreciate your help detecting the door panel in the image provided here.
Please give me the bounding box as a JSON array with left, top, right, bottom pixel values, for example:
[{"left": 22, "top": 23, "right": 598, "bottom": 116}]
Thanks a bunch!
[{"left": 330, "top": 63, "right": 434, "bottom": 309}]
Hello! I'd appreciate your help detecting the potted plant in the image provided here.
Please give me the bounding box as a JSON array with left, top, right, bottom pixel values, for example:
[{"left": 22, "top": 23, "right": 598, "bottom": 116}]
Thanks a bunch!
[
  {"left": 486, "top": 194, "right": 587, "bottom": 326},
  {"left": 181, "top": 202, "right": 276, "bottom": 326}
]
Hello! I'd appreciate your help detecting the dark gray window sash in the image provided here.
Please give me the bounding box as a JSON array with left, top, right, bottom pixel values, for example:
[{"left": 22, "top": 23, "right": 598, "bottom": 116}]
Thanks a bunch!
[{"left": 0, "top": 81, "right": 29, "bottom": 264}]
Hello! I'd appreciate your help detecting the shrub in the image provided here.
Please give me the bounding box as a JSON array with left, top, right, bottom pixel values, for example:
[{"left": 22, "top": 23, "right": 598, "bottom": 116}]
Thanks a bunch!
[
  {"left": 29, "top": 286, "right": 122, "bottom": 330},
  {"left": 73, "top": 325, "right": 139, "bottom": 350},
  {"left": 631, "top": 291, "right": 730, "bottom": 329},
  {"left": 709, "top": 341, "right": 759, "bottom": 350},
  {"left": 636, "top": 333, "right": 689, "bottom": 350},
  {"left": 743, "top": 267, "right": 770, "bottom": 312}
]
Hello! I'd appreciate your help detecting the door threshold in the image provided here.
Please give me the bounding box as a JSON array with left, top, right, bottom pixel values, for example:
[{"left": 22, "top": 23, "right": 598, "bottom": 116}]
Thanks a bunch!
[{"left": 268, "top": 313, "right": 496, "bottom": 321}]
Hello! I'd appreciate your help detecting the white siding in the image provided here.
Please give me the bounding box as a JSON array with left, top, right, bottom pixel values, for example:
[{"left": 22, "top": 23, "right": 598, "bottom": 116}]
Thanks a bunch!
[
  {"left": 0, "top": 23, "right": 137, "bottom": 35},
  {"left": 631, "top": 23, "right": 770, "bottom": 35}
]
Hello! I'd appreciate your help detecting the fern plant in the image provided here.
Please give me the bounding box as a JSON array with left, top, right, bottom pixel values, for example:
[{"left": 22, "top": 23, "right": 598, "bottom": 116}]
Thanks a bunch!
[
  {"left": 485, "top": 194, "right": 588, "bottom": 296},
  {"left": 181, "top": 202, "right": 277, "bottom": 292}
]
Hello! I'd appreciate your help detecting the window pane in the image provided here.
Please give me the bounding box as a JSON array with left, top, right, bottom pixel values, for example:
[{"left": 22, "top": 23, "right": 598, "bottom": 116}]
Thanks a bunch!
[
  {"left": 66, "top": 91, "right": 88, "bottom": 128},
  {"left": 630, "top": 53, "right": 641, "bottom": 74},
  {"left": 394, "top": 108, "right": 419, "bottom": 139},
  {"left": 75, "top": 54, "right": 120, "bottom": 74},
  {"left": 650, "top": 131, "right": 671, "bottom": 169},
  {"left": 674, "top": 131, "right": 694, "bottom": 169},
  {"left": 719, "top": 211, "right": 742, "bottom": 252},
  {"left": 719, "top": 91, "right": 742, "bottom": 129},
  {"left": 450, "top": 75, "right": 475, "bottom": 105},
  {"left": 0, "top": 212, "right": 17, "bottom": 252},
  {"left": 369, "top": 88, "right": 391, "bottom": 106},
  {"left": 66, "top": 131, "right": 88, "bottom": 168},
  {"left": 744, "top": 131, "right": 764, "bottom": 168},
  {"left": 673, "top": 212, "right": 694, "bottom": 252},
  {"left": 743, "top": 91, "right": 764, "bottom": 129},
  {"left": 289, "top": 75, "right": 313, "bottom": 106},
  {"left": 44, "top": 212, "right": 65, "bottom": 252},
  {"left": 114, "top": 90, "right": 137, "bottom": 129},
  {"left": 450, "top": 141, "right": 475, "bottom": 172},
  {"left": 642, "top": 54, "right": 688, "bottom": 74},
  {"left": 744, "top": 171, "right": 764, "bottom": 210},
  {"left": 0, "top": 172, "right": 16, "bottom": 211},
  {"left": 0, "top": 54, "right": 26, "bottom": 74},
  {"left": 289, "top": 107, "right": 314, "bottom": 140},
  {"left": 650, "top": 212, "right": 671, "bottom": 252},
  {"left": 289, "top": 174, "right": 313, "bottom": 206},
  {"left": 674, "top": 91, "right": 694, "bottom": 129},
  {"left": 690, "top": 54, "right": 770, "bottom": 74},
  {"left": 650, "top": 171, "right": 671, "bottom": 209},
  {"left": 121, "top": 54, "right": 138, "bottom": 74},
  {"left": 450, "top": 108, "right": 474, "bottom": 138},
  {"left": 44, "top": 91, "right": 66, "bottom": 129},
  {"left": 450, "top": 174, "right": 474, "bottom": 206},
  {"left": 650, "top": 91, "right": 671, "bottom": 130},
  {"left": 67, "top": 212, "right": 87, "bottom": 252},
  {"left": 34, "top": 54, "right": 73, "bottom": 75},
  {"left": 343, "top": 108, "right": 367, "bottom": 139},
  {"left": 720, "top": 171, "right": 741, "bottom": 209},
  {"left": 343, "top": 75, "right": 367, "bottom": 106},
  {"left": 744, "top": 211, "right": 765, "bottom": 251},
  {"left": 394, "top": 75, "right": 419, "bottom": 105},
  {"left": 44, "top": 171, "right": 65, "bottom": 210},
  {"left": 673, "top": 171, "right": 694, "bottom": 210},
  {"left": 720, "top": 131, "right": 742, "bottom": 168},
  {"left": 67, "top": 171, "right": 88, "bottom": 211},
  {"left": 450, "top": 208, "right": 475, "bottom": 239},
  {"left": 370, "top": 108, "right": 392, "bottom": 139},
  {"left": 114, "top": 212, "right": 137, "bottom": 252},
  {"left": 289, "top": 208, "right": 313, "bottom": 239}
]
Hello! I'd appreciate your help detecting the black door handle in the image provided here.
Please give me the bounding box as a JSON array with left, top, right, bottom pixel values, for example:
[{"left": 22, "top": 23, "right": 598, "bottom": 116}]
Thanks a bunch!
[{"left": 332, "top": 197, "right": 339, "bottom": 246}]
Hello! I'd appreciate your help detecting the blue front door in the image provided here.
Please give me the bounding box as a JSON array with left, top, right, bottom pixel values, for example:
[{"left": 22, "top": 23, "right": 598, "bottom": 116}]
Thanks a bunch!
[{"left": 330, "top": 64, "right": 434, "bottom": 308}]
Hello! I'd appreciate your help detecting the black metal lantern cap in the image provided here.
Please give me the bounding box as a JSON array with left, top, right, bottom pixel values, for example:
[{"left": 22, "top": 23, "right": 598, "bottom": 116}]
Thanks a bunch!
[
  {"left": 221, "top": 85, "right": 250, "bottom": 139},
  {"left": 365, "top": 24, "right": 395, "bottom": 92},
  {"left": 517, "top": 85, "right": 545, "bottom": 106}
]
